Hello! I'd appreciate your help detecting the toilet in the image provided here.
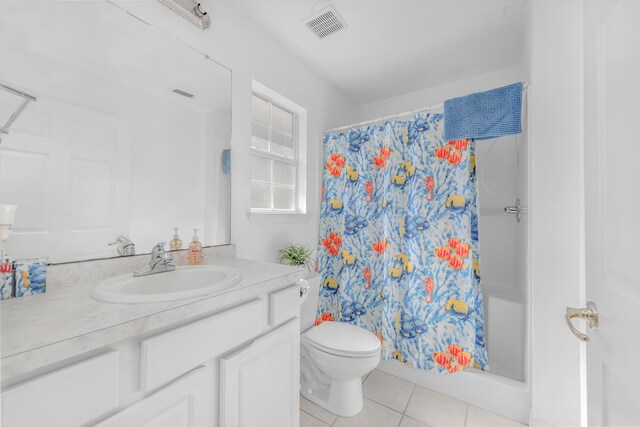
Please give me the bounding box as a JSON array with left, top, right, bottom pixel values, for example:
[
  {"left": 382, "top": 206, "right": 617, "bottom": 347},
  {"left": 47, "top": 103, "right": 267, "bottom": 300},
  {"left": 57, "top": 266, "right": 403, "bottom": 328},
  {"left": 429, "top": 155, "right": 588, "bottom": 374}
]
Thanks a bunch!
[{"left": 299, "top": 275, "right": 381, "bottom": 417}]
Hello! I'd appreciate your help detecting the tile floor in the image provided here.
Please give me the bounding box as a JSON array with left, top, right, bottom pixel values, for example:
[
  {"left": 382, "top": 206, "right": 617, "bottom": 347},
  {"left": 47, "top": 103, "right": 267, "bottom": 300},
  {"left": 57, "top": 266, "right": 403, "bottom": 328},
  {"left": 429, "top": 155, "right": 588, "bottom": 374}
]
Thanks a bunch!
[{"left": 300, "top": 369, "right": 526, "bottom": 427}]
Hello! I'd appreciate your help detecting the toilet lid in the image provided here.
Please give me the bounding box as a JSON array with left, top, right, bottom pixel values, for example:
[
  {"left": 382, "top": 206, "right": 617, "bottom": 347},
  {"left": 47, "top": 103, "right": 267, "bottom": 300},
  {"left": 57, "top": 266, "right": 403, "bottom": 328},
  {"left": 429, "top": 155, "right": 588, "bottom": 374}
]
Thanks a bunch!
[{"left": 305, "top": 321, "right": 381, "bottom": 357}]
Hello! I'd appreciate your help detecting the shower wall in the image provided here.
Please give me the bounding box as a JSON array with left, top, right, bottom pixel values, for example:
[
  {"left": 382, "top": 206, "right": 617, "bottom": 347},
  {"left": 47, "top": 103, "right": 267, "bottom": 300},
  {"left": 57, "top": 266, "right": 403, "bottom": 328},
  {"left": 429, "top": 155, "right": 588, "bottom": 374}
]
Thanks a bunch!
[{"left": 476, "top": 134, "right": 527, "bottom": 382}]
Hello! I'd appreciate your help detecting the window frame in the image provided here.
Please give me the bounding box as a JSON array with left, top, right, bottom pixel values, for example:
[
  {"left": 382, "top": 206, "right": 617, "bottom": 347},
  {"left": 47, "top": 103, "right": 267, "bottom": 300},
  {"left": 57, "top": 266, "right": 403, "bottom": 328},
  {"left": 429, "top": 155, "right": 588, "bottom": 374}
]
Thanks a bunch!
[{"left": 249, "top": 81, "right": 307, "bottom": 215}]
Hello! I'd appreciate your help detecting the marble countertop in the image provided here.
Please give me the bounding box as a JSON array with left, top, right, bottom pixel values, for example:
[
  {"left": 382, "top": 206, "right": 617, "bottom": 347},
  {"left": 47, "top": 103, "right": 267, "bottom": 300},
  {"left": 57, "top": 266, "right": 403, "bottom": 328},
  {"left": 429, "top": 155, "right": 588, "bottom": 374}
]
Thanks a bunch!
[{"left": 0, "top": 254, "right": 306, "bottom": 379}]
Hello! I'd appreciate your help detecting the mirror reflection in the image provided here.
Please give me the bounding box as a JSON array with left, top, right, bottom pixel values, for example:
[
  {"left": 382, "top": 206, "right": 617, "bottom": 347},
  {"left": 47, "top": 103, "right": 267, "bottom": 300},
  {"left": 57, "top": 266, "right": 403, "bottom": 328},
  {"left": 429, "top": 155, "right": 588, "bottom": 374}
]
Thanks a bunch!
[{"left": 0, "top": 1, "right": 232, "bottom": 263}]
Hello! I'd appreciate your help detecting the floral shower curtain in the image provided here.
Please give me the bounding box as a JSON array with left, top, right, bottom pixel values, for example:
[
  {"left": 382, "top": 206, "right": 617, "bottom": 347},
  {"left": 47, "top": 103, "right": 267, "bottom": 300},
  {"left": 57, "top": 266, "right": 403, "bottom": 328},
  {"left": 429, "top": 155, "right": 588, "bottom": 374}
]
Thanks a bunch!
[{"left": 316, "top": 113, "right": 488, "bottom": 374}]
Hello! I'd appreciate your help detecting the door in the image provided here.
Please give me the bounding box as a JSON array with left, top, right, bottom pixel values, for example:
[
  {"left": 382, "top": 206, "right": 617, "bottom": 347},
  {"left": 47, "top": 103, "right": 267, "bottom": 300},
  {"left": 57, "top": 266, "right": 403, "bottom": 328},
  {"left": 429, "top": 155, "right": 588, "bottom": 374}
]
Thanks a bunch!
[
  {"left": 0, "top": 91, "right": 130, "bottom": 262},
  {"left": 582, "top": 0, "right": 640, "bottom": 425},
  {"left": 220, "top": 319, "right": 300, "bottom": 427},
  {"left": 95, "top": 367, "right": 210, "bottom": 427}
]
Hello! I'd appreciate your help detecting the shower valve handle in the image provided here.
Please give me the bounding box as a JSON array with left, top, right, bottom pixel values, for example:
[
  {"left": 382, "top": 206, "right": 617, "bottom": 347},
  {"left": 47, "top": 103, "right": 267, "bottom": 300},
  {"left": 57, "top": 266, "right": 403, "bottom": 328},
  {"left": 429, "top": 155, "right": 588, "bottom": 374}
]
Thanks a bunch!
[{"left": 504, "top": 198, "right": 523, "bottom": 223}]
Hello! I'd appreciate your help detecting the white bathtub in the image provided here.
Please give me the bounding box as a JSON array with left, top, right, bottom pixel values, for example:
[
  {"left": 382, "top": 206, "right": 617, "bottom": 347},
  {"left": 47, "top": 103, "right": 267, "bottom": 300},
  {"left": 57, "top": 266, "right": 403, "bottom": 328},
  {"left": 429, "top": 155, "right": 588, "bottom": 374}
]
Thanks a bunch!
[
  {"left": 483, "top": 280, "right": 526, "bottom": 382},
  {"left": 377, "top": 280, "right": 529, "bottom": 424}
]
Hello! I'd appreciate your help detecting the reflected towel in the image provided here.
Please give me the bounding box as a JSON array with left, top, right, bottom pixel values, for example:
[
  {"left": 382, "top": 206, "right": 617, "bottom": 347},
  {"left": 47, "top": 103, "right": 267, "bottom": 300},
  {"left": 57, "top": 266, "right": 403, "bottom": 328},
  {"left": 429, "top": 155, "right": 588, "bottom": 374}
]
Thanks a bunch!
[{"left": 444, "top": 82, "right": 522, "bottom": 141}]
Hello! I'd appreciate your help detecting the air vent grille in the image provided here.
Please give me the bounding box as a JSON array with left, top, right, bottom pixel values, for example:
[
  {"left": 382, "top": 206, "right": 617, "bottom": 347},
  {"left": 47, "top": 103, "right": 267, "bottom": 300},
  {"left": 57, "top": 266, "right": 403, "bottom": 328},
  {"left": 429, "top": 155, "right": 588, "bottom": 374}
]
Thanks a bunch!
[
  {"left": 303, "top": 5, "right": 348, "bottom": 39},
  {"left": 172, "top": 89, "right": 194, "bottom": 98}
]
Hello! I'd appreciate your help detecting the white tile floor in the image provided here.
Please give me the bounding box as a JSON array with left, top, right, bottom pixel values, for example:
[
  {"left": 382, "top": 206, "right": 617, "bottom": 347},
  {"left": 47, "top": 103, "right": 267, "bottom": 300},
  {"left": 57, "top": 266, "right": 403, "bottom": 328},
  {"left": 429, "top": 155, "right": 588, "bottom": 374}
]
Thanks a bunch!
[{"left": 300, "top": 370, "right": 526, "bottom": 427}]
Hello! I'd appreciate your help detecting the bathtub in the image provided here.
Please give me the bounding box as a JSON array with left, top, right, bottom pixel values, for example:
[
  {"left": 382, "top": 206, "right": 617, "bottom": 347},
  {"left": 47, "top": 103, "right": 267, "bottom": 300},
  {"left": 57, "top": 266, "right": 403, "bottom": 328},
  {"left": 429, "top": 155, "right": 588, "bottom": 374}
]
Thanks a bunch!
[
  {"left": 377, "top": 280, "right": 529, "bottom": 424},
  {"left": 483, "top": 280, "right": 526, "bottom": 382}
]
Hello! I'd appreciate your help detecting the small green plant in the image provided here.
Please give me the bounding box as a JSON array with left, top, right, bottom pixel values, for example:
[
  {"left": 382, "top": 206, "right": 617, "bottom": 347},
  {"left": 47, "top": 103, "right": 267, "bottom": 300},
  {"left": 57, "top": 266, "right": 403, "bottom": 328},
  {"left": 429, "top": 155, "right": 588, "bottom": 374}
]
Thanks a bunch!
[{"left": 278, "top": 244, "right": 314, "bottom": 270}]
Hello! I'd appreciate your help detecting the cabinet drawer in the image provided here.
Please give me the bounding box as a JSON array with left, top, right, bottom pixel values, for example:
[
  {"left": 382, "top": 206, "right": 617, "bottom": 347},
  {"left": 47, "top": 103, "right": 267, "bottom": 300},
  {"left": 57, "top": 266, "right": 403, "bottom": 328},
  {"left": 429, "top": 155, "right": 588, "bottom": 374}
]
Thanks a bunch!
[
  {"left": 140, "top": 298, "right": 268, "bottom": 392},
  {"left": 1, "top": 351, "right": 119, "bottom": 427},
  {"left": 269, "top": 284, "right": 300, "bottom": 326}
]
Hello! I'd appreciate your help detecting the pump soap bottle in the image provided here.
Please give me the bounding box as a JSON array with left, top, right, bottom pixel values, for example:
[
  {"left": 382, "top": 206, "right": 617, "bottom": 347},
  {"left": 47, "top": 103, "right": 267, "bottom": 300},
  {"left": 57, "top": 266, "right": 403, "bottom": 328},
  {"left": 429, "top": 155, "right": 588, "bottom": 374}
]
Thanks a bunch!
[
  {"left": 186, "top": 228, "right": 203, "bottom": 265},
  {"left": 169, "top": 227, "right": 182, "bottom": 251}
]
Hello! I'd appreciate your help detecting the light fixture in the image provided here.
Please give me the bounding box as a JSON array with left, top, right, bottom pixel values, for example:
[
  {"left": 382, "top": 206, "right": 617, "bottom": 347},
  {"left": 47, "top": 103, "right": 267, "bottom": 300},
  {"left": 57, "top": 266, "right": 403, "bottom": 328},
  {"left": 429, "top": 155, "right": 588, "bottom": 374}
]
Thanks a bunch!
[{"left": 159, "top": 0, "right": 211, "bottom": 30}]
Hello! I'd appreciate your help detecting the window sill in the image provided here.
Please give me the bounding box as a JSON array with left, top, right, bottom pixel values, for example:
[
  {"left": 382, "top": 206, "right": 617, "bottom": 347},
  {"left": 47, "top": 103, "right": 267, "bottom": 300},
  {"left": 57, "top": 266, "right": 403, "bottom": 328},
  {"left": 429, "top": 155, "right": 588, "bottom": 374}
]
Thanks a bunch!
[{"left": 246, "top": 210, "right": 312, "bottom": 225}]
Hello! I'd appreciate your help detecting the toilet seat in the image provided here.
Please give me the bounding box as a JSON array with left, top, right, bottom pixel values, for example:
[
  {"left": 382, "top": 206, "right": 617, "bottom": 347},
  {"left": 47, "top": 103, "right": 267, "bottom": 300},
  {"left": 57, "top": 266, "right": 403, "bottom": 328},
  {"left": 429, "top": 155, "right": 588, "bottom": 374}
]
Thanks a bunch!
[{"left": 304, "top": 321, "right": 381, "bottom": 358}]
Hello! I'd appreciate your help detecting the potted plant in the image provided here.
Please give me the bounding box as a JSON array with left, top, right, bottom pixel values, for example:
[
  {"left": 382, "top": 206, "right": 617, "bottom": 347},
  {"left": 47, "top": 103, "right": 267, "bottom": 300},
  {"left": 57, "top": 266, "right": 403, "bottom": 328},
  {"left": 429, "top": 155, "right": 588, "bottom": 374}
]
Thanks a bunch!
[{"left": 278, "top": 244, "right": 314, "bottom": 271}]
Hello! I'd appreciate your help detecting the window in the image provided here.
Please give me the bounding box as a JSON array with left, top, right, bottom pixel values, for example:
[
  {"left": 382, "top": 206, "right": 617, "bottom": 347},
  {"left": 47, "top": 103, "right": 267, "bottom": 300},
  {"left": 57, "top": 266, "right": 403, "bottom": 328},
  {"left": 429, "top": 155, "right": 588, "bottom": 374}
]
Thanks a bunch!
[{"left": 250, "top": 83, "right": 306, "bottom": 213}]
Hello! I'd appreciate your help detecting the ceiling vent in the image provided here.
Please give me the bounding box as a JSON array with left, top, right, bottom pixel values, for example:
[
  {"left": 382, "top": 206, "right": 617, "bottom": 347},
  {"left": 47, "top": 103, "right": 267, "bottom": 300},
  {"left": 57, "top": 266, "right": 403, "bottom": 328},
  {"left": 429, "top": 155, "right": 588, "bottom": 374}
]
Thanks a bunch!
[
  {"left": 302, "top": 5, "right": 348, "bottom": 39},
  {"left": 172, "top": 89, "right": 194, "bottom": 98}
]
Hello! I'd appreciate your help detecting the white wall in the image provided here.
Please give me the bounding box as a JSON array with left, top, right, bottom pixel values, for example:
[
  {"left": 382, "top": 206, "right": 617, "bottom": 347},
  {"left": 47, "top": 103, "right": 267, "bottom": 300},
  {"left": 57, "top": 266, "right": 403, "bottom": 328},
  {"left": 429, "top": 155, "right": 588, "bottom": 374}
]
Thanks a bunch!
[
  {"left": 357, "top": 66, "right": 522, "bottom": 120},
  {"left": 529, "top": 0, "right": 584, "bottom": 425},
  {"left": 114, "top": 0, "right": 359, "bottom": 263}
]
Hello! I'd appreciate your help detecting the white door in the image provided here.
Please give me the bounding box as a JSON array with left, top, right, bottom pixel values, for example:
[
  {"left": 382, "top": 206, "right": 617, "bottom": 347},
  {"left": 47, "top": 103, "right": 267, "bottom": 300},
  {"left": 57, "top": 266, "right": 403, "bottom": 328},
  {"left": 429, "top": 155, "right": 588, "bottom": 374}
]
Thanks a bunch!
[
  {"left": 220, "top": 319, "right": 300, "bottom": 427},
  {"left": 0, "top": 94, "right": 130, "bottom": 261},
  {"left": 96, "top": 367, "right": 210, "bottom": 427},
  {"left": 582, "top": 0, "right": 640, "bottom": 425}
]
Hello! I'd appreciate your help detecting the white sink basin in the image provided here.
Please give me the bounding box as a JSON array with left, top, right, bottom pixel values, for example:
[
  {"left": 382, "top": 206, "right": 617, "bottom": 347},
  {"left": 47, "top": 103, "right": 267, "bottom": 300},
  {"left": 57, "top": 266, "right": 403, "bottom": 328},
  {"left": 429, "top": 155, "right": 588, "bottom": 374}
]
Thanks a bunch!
[{"left": 91, "top": 265, "right": 242, "bottom": 304}]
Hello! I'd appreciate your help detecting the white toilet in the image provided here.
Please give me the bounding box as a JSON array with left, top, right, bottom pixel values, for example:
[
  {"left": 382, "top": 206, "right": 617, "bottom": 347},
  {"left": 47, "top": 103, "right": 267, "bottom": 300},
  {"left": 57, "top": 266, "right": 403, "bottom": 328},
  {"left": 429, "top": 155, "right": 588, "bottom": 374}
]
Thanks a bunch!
[{"left": 299, "top": 275, "right": 381, "bottom": 417}]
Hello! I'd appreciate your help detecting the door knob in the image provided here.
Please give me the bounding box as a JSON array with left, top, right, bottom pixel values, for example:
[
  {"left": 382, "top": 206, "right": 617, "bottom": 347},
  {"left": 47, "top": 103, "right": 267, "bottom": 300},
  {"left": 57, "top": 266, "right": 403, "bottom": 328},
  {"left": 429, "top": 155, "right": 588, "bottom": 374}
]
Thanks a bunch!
[{"left": 565, "top": 301, "right": 598, "bottom": 342}]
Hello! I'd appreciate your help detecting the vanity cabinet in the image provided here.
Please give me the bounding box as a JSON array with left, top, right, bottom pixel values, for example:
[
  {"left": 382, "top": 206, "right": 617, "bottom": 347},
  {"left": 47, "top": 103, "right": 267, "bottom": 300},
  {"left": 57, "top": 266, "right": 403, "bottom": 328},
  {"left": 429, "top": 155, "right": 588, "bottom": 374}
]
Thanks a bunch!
[
  {"left": 1, "top": 284, "right": 301, "bottom": 427},
  {"left": 220, "top": 319, "right": 300, "bottom": 427}
]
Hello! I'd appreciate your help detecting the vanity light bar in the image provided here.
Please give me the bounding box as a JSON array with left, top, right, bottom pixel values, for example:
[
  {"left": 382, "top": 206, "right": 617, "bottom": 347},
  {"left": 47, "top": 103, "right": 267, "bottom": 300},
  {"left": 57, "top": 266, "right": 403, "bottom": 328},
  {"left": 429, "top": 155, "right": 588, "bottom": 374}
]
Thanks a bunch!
[{"left": 159, "top": 0, "right": 211, "bottom": 30}]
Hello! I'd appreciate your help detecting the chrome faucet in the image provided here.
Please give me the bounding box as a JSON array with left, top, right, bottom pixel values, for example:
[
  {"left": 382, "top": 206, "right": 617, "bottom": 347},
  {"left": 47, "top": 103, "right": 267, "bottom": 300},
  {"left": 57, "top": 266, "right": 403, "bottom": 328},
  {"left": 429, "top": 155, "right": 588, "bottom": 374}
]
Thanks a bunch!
[
  {"left": 133, "top": 242, "right": 176, "bottom": 277},
  {"left": 109, "top": 235, "right": 136, "bottom": 256}
]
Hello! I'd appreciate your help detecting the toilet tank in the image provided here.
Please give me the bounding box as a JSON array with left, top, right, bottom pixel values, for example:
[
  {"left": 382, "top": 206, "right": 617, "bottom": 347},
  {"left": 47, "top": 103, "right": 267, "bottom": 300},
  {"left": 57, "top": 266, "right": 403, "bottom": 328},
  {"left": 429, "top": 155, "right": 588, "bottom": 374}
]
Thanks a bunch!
[{"left": 300, "top": 273, "right": 322, "bottom": 332}]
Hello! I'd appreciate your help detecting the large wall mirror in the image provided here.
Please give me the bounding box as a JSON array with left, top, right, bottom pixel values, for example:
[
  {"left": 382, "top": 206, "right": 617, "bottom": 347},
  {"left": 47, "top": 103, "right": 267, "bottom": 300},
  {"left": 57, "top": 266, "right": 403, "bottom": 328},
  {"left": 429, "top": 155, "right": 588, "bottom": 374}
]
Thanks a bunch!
[{"left": 0, "top": 1, "right": 231, "bottom": 263}]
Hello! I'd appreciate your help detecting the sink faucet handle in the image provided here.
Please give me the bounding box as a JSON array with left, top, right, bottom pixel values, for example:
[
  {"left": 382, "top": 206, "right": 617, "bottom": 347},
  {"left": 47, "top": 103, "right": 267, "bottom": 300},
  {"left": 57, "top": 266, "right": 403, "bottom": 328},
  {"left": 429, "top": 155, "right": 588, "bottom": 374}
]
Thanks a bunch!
[
  {"left": 108, "top": 235, "right": 135, "bottom": 256},
  {"left": 151, "top": 242, "right": 174, "bottom": 261},
  {"left": 133, "top": 242, "right": 176, "bottom": 277},
  {"left": 151, "top": 242, "right": 168, "bottom": 257}
]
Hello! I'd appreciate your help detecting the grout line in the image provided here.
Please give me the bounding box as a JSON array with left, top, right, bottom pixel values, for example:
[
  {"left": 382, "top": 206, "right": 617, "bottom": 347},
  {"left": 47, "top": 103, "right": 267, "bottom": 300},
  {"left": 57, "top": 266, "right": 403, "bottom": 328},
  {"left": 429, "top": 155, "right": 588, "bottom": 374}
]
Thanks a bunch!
[
  {"left": 367, "top": 369, "right": 418, "bottom": 415},
  {"left": 464, "top": 404, "right": 469, "bottom": 426},
  {"left": 403, "top": 414, "right": 433, "bottom": 427},
  {"left": 300, "top": 407, "right": 331, "bottom": 426},
  {"left": 401, "top": 383, "right": 416, "bottom": 415},
  {"left": 362, "top": 396, "right": 404, "bottom": 418}
]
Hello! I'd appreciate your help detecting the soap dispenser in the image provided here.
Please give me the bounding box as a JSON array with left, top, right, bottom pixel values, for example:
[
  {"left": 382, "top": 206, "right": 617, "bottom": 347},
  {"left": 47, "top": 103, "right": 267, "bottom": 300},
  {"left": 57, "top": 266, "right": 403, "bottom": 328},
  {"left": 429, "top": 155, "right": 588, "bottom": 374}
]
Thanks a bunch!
[
  {"left": 169, "top": 227, "right": 182, "bottom": 251},
  {"left": 186, "top": 228, "right": 203, "bottom": 265}
]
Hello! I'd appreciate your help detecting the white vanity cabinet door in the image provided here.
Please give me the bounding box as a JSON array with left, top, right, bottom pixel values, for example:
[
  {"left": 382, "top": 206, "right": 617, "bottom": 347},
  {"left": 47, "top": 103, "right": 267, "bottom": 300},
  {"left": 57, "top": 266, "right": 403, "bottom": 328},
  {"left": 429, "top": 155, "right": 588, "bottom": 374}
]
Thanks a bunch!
[
  {"left": 96, "top": 366, "right": 210, "bottom": 427},
  {"left": 1, "top": 351, "right": 119, "bottom": 427},
  {"left": 220, "top": 319, "right": 300, "bottom": 427}
]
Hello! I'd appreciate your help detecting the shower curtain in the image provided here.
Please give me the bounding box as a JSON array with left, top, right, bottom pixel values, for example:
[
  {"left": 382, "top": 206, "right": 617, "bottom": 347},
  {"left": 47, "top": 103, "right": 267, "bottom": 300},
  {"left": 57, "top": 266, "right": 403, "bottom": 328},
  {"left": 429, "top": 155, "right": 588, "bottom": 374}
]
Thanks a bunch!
[{"left": 316, "top": 113, "right": 488, "bottom": 374}]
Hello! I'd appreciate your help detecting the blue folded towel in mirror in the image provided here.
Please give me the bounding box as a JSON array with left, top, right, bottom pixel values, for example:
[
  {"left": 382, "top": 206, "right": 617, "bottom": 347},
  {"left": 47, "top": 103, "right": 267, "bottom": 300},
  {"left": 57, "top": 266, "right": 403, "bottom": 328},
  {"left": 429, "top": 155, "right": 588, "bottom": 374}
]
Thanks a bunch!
[{"left": 444, "top": 82, "right": 522, "bottom": 141}]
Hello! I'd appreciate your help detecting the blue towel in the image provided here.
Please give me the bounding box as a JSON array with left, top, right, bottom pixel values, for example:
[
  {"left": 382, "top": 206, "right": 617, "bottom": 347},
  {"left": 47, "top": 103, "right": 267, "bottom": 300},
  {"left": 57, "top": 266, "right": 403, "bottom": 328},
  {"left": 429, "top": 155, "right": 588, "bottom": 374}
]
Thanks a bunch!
[{"left": 443, "top": 82, "right": 522, "bottom": 141}]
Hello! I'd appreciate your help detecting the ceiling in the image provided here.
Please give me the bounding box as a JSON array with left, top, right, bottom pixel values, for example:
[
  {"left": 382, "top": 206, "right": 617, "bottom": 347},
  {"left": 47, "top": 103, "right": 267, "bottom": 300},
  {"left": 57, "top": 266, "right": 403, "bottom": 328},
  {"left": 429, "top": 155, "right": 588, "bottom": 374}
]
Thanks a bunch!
[{"left": 233, "top": 0, "right": 526, "bottom": 104}]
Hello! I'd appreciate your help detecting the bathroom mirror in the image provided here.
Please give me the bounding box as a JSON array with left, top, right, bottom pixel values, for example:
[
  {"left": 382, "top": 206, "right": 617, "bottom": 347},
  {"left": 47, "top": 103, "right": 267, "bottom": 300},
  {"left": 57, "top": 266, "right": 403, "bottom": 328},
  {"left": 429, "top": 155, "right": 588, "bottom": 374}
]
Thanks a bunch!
[{"left": 0, "top": 0, "right": 231, "bottom": 263}]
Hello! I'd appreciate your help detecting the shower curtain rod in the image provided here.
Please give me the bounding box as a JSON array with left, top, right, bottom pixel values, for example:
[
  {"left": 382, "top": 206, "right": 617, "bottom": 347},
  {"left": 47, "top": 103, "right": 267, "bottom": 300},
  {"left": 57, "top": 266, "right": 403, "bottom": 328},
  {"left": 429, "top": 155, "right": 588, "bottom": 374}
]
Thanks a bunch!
[{"left": 324, "top": 81, "right": 529, "bottom": 133}]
